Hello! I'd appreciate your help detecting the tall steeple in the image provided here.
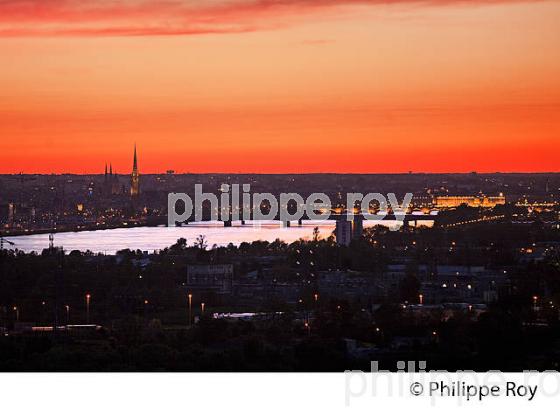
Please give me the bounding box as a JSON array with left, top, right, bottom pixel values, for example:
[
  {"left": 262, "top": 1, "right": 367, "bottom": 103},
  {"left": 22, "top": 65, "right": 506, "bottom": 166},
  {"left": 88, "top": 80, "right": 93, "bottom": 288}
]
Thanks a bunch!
[{"left": 130, "top": 143, "right": 140, "bottom": 197}]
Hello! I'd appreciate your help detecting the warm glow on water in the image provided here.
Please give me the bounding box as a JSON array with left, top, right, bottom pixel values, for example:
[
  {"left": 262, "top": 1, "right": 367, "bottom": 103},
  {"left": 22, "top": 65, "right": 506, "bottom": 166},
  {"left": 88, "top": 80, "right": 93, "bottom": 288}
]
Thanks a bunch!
[{"left": 7, "top": 219, "right": 429, "bottom": 254}]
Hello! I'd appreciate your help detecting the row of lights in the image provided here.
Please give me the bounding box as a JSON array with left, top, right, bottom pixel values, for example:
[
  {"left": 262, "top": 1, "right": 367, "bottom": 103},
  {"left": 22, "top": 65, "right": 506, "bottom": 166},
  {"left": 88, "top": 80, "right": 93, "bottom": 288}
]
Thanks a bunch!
[
  {"left": 12, "top": 294, "right": 91, "bottom": 323},
  {"left": 445, "top": 214, "right": 505, "bottom": 228},
  {"left": 12, "top": 292, "right": 210, "bottom": 327},
  {"left": 187, "top": 293, "right": 208, "bottom": 326}
]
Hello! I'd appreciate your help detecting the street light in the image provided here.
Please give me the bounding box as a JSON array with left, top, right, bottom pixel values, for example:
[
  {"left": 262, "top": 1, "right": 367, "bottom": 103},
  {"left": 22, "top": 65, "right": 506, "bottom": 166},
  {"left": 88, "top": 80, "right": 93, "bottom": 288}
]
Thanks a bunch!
[
  {"left": 533, "top": 295, "right": 538, "bottom": 310},
  {"left": 188, "top": 293, "right": 192, "bottom": 326},
  {"left": 13, "top": 306, "right": 19, "bottom": 322},
  {"left": 201, "top": 302, "right": 205, "bottom": 315},
  {"left": 419, "top": 293, "right": 424, "bottom": 305},
  {"left": 65, "top": 305, "right": 70, "bottom": 324},
  {"left": 85, "top": 293, "right": 91, "bottom": 323}
]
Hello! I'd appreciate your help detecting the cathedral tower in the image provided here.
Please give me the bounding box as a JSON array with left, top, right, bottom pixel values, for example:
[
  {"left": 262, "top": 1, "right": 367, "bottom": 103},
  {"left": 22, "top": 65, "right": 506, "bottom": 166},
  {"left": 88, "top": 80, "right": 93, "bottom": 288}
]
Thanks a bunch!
[{"left": 130, "top": 144, "right": 140, "bottom": 197}]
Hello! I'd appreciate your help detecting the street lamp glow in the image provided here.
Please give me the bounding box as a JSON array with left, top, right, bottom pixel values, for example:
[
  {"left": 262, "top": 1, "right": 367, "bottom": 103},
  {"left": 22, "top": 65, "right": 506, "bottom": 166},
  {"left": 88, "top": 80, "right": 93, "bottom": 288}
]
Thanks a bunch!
[
  {"left": 188, "top": 293, "right": 193, "bottom": 326},
  {"left": 85, "top": 293, "right": 91, "bottom": 323}
]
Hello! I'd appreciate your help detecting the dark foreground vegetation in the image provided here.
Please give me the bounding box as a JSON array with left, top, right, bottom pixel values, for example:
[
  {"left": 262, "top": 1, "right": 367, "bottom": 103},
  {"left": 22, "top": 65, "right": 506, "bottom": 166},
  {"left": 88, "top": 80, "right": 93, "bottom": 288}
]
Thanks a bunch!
[{"left": 1, "top": 207, "right": 560, "bottom": 371}]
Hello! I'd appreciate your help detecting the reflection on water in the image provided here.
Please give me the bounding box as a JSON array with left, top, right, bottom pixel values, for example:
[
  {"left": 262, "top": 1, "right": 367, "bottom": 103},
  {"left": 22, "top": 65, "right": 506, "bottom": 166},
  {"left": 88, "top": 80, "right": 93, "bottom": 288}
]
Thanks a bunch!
[{"left": 7, "top": 219, "right": 432, "bottom": 254}]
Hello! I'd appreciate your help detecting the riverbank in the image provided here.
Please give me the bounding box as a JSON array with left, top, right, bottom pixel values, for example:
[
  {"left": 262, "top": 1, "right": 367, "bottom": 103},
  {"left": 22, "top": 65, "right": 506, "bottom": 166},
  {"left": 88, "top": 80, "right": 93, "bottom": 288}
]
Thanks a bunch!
[{"left": 0, "top": 220, "right": 156, "bottom": 238}]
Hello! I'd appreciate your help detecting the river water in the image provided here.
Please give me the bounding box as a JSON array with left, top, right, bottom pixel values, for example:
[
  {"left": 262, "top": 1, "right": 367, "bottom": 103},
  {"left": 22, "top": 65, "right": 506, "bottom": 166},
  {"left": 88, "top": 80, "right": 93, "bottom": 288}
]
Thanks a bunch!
[{"left": 5, "top": 219, "right": 432, "bottom": 254}]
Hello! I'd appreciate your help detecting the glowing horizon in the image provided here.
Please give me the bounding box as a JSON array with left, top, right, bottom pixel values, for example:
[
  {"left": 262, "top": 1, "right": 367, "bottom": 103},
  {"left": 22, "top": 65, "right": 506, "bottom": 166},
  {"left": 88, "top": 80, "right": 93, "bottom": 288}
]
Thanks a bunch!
[{"left": 0, "top": 0, "right": 559, "bottom": 174}]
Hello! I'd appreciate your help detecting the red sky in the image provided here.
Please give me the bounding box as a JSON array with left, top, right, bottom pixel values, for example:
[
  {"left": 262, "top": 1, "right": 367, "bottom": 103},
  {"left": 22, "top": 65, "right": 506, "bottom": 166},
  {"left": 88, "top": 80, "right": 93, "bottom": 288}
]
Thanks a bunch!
[{"left": 0, "top": 0, "right": 559, "bottom": 173}]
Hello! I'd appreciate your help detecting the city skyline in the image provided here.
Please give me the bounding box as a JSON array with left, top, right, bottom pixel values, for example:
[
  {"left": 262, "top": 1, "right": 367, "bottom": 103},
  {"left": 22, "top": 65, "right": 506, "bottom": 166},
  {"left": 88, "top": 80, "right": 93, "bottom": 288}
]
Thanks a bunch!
[
  {"left": 3, "top": 0, "right": 560, "bottom": 392},
  {"left": 1, "top": 0, "right": 559, "bottom": 174}
]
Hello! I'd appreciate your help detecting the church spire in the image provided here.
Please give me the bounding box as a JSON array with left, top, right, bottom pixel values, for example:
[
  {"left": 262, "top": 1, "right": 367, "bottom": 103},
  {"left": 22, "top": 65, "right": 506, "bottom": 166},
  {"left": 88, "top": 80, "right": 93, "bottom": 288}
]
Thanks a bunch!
[
  {"left": 131, "top": 143, "right": 140, "bottom": 197},
  {"left": 133, "top": 143, "right": 138, "bottom": 172}
]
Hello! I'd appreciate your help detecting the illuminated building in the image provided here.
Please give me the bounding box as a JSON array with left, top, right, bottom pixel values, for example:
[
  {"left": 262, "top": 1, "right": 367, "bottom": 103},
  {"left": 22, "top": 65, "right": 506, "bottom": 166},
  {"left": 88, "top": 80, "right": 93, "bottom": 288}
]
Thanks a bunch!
[
  {"left": 7, "top": 203, "right": 14, "bottom": 227},
  {"left": 130, "top": 144, "right": 140, "bottom": 197},
  {"left": 103, "top": 163, "right": 121, "bottom": 196},
  {"left": 435, "top": 194, "right": 505, "bottom": 208}
]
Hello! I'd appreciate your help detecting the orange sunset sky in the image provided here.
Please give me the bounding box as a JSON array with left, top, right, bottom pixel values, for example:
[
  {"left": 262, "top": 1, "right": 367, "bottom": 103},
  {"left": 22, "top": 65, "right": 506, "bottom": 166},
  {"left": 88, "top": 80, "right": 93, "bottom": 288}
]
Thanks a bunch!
[{"left": 0, "top": 0, "right": 559, "bottom": 174}]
